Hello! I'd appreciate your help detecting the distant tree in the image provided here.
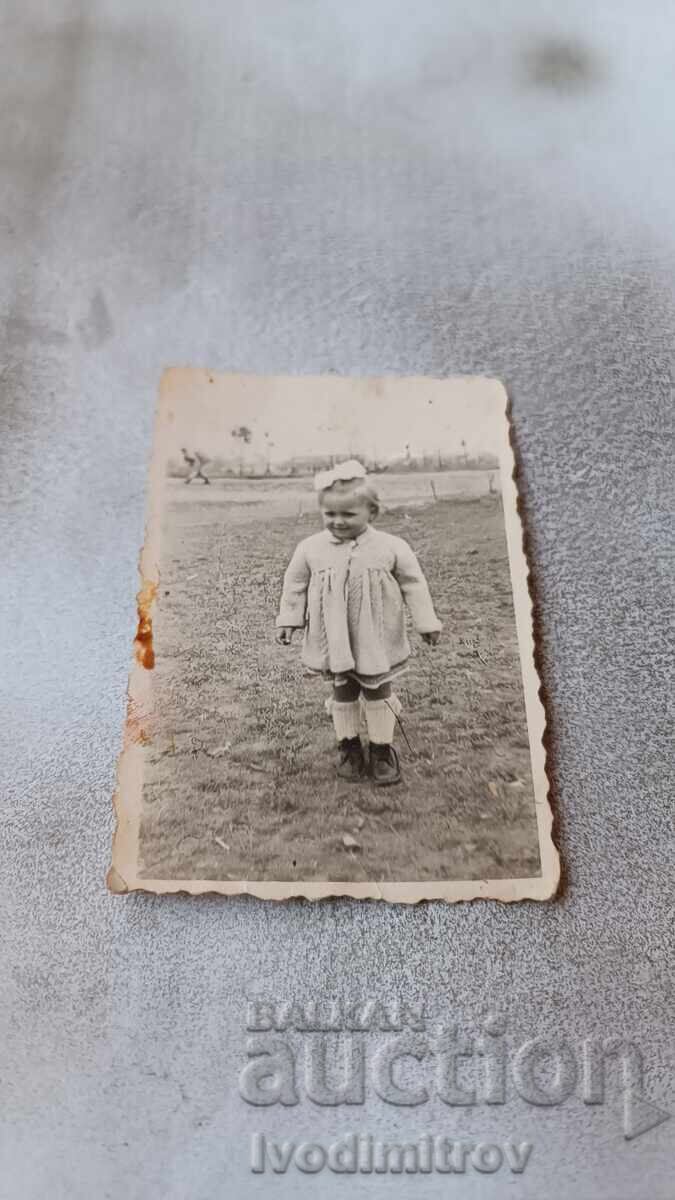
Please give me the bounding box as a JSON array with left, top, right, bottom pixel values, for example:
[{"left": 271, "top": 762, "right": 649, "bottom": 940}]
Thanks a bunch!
[{"left": 231, "top": 425, "right": 252, "bottom": 476}]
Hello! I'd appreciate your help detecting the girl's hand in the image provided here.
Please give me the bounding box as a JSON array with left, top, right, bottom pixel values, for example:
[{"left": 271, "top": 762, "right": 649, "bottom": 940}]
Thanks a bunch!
[
  {"left": 421, "top": 630, "right": 440, "bottom": 646},
  {"left": 275, "top": 626, "right": 295, "bottom": 645}
]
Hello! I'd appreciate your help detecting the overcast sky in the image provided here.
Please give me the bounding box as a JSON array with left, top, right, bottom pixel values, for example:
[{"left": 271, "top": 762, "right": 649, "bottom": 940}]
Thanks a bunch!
[{"left": 158, "top": 371, "right": 507, "bottom": 463}]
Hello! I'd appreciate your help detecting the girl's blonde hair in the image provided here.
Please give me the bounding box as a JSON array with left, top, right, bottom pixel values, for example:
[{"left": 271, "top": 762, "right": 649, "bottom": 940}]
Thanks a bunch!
[{"left": 317, "top": 477, "right": 380, "bottom": 517}]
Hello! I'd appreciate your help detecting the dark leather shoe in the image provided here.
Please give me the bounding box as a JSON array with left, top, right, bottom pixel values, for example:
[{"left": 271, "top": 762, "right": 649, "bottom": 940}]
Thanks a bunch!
[
  {"left": 369, "top": 743, "right": 401, "bottom": 786},
  {"left": 337, "top": 736, "right": 365, "bottom": 781}
]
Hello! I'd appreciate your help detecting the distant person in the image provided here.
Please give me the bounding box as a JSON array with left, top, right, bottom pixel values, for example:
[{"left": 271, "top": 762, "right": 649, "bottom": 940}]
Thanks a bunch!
[
  {"left": 181, "top": 448, "right": 210, "bottom": 484},
  {"left": 275, "top": 461, "right": 441, "bottom": 785}
]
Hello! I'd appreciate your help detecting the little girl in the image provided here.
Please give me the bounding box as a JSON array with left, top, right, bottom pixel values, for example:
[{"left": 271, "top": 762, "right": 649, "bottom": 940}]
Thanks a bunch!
[{"left": 275, "top": 461, "right": 441, "bottom": 785}]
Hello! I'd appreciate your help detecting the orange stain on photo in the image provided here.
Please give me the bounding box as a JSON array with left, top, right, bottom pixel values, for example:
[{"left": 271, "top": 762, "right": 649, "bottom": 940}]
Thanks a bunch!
[{"left": 134, "top": 581, "right": 157, "bottom": 669}]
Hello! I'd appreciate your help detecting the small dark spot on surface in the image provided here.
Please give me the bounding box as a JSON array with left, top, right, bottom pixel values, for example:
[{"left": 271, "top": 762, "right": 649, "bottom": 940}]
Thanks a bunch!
[
  {"left": 521, "top": 37, "right": 602, "bottom": 93},
  {"left": 77, "top": 289, "right": 114, "bottom": 350}
]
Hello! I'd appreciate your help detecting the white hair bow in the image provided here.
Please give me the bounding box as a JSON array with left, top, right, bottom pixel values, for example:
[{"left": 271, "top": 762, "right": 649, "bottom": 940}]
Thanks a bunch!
[{"left": 313, "top": 459, "right": 367, "bottom": 491}]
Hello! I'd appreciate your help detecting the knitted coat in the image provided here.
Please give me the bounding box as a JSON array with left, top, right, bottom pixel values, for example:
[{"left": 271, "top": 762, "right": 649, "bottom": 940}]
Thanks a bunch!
[{"left": 276, "top": 526, "right": 442, "bottom": 677}]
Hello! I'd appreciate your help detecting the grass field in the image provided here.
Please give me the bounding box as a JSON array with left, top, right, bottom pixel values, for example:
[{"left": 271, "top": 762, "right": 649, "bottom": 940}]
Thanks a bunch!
[{"left": 139, "top": 474, "right": 541, "bottom": 882}]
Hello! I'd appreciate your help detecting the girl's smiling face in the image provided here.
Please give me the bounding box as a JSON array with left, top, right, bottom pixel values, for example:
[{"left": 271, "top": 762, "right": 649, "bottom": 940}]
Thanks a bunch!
[{"left": 320, "top": 487, "right": 374, "bottom": 540}]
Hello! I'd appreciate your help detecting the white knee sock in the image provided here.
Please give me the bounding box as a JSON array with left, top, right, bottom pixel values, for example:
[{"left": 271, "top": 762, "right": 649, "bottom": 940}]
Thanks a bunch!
[
  {"left": 364, "top": 697, "right": 399, "bottom": 744},
  {"left": 330, "top": 700, "right": 361, "bottom": 741}
]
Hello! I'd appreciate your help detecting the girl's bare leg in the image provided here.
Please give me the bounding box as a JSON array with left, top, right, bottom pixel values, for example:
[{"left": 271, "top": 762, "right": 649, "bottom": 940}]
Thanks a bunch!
[
  {"left": 332, "top": 677, "right": 360, "bottom": 703},
  {"left": 361, "top": 681, "right": 392, "bottom": 701}
]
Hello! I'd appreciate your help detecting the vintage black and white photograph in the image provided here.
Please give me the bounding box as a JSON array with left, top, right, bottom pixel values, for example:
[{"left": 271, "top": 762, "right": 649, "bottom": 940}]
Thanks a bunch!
[{"left": 110, "top": 371, "right": 558, "bottom": 900}]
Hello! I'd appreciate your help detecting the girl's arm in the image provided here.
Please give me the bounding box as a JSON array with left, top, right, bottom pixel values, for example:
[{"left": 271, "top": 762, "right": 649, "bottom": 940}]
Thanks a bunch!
[
  {"left": 276, "top": 542, "right": 311, "bottom": 629},
  {"left": 392, "top": 538, "right": 442, "bottom": 634}
]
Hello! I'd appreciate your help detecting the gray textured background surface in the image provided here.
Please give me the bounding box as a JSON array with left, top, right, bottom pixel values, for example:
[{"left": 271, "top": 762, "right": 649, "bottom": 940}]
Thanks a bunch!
[{"left": 1, "top": 1, "right": 673, "bottom": 1196}]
